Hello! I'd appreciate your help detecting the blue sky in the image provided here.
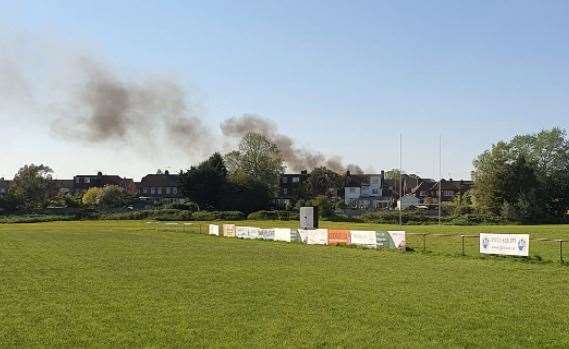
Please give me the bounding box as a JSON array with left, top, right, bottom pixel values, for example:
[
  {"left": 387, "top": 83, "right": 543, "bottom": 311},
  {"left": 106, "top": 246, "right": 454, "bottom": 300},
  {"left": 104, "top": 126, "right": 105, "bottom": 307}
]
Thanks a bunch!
[{"left": 1, "top": 0, "right": 569, "bottom": 180}]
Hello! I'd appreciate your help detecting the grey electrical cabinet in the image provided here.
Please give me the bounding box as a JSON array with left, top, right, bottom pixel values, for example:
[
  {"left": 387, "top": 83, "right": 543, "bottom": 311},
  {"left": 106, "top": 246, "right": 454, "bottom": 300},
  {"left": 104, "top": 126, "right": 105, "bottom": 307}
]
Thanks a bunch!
[{"left": 299, "top": 206, "right": 319, "bottom": 229}]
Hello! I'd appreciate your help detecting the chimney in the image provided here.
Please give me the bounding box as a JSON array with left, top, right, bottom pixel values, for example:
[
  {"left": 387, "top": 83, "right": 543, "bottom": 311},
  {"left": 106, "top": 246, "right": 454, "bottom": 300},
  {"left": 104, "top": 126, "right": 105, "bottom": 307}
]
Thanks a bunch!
[{"left": 97, "top": 171, "right": 103, "bottom": 177}]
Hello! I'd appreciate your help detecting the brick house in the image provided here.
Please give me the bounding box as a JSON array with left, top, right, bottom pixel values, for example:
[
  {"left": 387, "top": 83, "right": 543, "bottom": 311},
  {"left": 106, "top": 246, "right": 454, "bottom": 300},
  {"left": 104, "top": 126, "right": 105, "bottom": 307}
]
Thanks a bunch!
[
  {"left": 412, "top": 179, "right": 473, "bottom": 203},
  {"left": 275, "top": 170, "right": 310, "bottom": 208},
  {"left": 138, "top": 171, "right": 183, "bottom": 204},
  {"left": 72, "top": 172, "right": 136, "bottom": 194}
]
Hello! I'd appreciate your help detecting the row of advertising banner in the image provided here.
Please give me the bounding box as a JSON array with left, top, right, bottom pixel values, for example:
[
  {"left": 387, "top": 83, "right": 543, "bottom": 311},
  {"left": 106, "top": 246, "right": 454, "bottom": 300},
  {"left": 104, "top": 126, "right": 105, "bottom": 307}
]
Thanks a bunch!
[
  {"left": 209, "top": 225, "right": 532, "bottom": 257},
  {"left": 208, "top": 224, "right": 407, "bottom": 250}
]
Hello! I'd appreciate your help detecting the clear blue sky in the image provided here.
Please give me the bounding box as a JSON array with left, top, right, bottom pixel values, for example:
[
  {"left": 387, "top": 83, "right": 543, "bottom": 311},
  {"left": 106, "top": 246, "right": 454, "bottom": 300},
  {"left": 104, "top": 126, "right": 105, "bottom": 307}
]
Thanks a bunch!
[{"left": 2, "top": 0, "right": 569, "bottom": 180}]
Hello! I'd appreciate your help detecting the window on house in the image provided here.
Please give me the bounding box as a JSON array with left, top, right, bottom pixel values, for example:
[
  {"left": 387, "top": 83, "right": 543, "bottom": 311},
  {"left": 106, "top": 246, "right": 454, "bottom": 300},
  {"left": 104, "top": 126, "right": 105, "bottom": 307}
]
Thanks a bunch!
[
  {"left": 443, "top": 190, "right": 454, "bottom": 197},
  {"left": 143, "top": 187, "right": 148, "bottom": 194},
  {"left": 282, "top": 177, "right": 288, "bottom": 183},
  {"left": 173, "top": 187, "right": 178, "bottom": 194},
  {"left": 166, "top": 187, "right": 171, "bottom": 194},
  {"left": 151, "top": 187, "right": 156, "bottom": 194},
  {"left": 292, "top": 177, "right": 300, "bottom": 183},
  {"left": 85, "top": 177, "right": 90, "bottom": 184},
  {"left": 75, "top": 178, "right": 80, "bottom": 184}
]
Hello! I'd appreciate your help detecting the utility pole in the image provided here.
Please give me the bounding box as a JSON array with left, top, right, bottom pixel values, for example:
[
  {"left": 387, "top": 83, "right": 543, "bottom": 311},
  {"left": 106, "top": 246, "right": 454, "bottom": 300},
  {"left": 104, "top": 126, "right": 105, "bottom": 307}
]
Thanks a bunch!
[
  {"left": 399, "top": 133, "right": 403, "bottom": 226},
  {"left": 438, "top": 135, "right": 442, "bottom": 225}
]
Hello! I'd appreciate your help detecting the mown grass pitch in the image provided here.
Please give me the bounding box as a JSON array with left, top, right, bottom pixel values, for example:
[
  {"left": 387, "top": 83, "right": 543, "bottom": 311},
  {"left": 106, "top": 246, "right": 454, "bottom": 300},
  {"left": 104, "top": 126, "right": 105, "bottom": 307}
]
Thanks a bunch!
[{"left": 1, "top": 221, "right": 569, "bottom": 347}]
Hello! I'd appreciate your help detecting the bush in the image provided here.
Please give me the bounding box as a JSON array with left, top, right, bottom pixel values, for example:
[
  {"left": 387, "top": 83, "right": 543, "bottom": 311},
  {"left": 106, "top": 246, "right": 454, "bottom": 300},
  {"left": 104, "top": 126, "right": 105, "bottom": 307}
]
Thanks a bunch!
[
  {"left": 447, "top": 213, "right": 505, "bottom": 225},
  {"left": 360, "top": 211, "right": 437, "bottom": 224},
  {"left": 0, "top": 214, "right": 78, "bottom": 224},
  {"left": 247, "top": 210, "right": 299, "bottom": 221},
  {"left": 191, "top": 211, "right": 246, "bottom": 221}
]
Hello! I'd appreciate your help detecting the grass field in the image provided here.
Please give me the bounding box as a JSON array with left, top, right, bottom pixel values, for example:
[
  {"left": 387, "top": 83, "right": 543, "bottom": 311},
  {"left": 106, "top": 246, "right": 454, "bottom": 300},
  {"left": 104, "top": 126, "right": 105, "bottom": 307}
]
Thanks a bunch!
[{"left": 1, "top": 220, "right": 569, "bottom": 346}]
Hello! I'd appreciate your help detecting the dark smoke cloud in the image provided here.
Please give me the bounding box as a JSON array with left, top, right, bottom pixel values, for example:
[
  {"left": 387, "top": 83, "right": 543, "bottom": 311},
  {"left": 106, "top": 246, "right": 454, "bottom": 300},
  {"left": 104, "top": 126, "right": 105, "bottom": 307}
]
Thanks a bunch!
[
  {"left": 1, "top": 34, "right": 365, "bottom": 173},
  {"left": 50, "top": 57, "right": 211, "bottom": 156},
  {"left": 220, "top": 114, "right": 363, "bottom": 173}
]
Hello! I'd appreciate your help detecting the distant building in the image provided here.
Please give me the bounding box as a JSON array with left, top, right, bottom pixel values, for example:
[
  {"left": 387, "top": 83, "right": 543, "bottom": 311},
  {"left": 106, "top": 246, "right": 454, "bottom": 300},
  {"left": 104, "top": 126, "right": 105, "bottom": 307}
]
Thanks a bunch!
[
  {"left": 275, "top": 170, "right": 310, "bottom": 208},
  {"left": 72, "top": 172, "right": 136, "bottom": 194},
  {"left": 50, "top": 179, "right": 74, "bottom": 197},
  {"left": 0, "top": 178, "right": 11, "bottom": 198},
  {"left": 138, "top": 170, "right": 183, "bottom": 204},
  {"left": 344, "top": 171, "right": 392, "bottom": 209},
  {"left": 397, "top": 194, "right": 420, "bottom": 210},
  {"left": 412, "top": 179, "right": 473, "bottom": 203}
]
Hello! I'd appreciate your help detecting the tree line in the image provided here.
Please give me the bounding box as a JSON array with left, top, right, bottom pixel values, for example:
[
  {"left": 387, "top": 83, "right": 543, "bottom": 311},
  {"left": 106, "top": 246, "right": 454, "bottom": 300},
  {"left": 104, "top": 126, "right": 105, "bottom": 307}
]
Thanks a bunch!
[{"left": 2, "top": 128, "right": 569, "bottom": 223}]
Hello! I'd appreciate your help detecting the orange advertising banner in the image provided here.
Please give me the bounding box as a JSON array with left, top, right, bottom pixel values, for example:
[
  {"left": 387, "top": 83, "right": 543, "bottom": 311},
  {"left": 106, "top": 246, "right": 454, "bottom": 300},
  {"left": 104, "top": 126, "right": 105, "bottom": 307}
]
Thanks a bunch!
[{"left": 328, "top": 229, "right": 350, "bottom": 245}]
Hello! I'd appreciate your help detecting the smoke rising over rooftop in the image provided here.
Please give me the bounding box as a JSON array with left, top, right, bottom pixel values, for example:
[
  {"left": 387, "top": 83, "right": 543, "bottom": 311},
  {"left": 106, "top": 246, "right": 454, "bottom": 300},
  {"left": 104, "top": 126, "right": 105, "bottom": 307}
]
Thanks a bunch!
[
  {"left": 221, "top": 114, "right": 363, "bottom": 173},
  {"left": 1, "top": 34, "right": 362, "bottom": 174}
]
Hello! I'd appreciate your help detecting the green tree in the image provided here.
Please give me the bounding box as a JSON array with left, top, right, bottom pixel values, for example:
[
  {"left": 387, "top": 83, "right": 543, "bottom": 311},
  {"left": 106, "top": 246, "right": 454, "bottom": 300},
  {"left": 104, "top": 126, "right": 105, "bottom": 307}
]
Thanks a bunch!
[
  {"left": 179, "top": 153, "right": 228, "bottom": 210},
  {"left": 9, "top": 164, "right": 53, "bottom": 210},
  {"left": 224, "top": 133, "right": 284, "bottom": 191},
  {"left": 82, "top": 187, "right": 103, "bottom": 207},
  {"left": 472, "top": 128, "right": 569, "bottom": 221},
  {"left": 99, "top": 185, "right": 129, "bottom": 208},
  {"left": 221, "top": 178, "right": 272, "bottom": 213}
]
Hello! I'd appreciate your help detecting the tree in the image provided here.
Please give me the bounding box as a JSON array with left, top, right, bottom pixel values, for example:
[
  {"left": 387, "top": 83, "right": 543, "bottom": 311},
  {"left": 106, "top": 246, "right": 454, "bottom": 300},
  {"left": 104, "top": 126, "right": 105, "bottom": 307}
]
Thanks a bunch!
[
  {"left": 221, "top": 178, "right": 272, "bottom": 213},
  {"left": 224, "top": 133, "right": 284, "bottom": 191},
  {"left": 308, "top": 167, "right": 342, "bottom": 197},
  {"left": 179, "top": 153, "right": 228, "bottom": 210},
  {"left": 471, "top": 128, "right": 569, "bottom": 221},
  {"left": 9, "top": 164, "right": 53, "bottom": 210},
  {"left": 99, "top": 185, "right": 129, "bottom": 208},
  {"left": 82, "top": 187, "right": 103, "bottom": 207}
]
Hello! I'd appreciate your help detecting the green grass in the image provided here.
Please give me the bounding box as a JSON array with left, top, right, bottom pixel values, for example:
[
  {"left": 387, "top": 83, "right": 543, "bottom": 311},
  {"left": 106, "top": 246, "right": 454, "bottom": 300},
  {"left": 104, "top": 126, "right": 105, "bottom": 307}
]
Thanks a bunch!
[{"left": 1, "top": 220, "right": 569, "bottom": 347}]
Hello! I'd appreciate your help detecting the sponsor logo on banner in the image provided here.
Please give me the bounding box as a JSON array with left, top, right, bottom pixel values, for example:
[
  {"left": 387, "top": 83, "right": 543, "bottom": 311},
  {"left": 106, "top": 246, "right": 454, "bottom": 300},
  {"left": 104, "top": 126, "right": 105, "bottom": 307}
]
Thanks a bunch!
[
  {"left": 306, "top": 229, "right": 328, "bottom": 245},
  {"left": 236, "top": 226, "right": 261, "bottom": 239},
  {"left": 328, "top": 230, "right": 350, "bottom": 245},
  {"left": 350, "top": 230, "right": 377, "bottom": 247},
  {"left": 376, "top": 231, "right": 406, "bottom": 250},
  {"left": 297, "top": 229, "right": 311, "bottom": 243},
  {"left": 223, "top": 224, "right": 236, "bottom": 237},
  {"left": 259, "top": 229, "right": 275, "bottom": 240},
  {"left": 208, "top": 224, "right": 219, "bottom": 236},
  {"left": 479, "top": 233, "right": 529, "bottom": 256}
]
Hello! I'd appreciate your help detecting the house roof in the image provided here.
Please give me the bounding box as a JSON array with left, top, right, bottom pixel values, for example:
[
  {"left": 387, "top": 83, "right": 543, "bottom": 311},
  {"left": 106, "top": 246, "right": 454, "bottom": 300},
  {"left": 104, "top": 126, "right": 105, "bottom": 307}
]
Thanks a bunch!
[
  {"left": 430, "top": 180, "right": 473, "bottom": 192},
  {"left": 140, "top": 174, "right": 180, "bottom": 187},
  {"left": 53, "top": 179, "right": 74, "bottom": 189}
]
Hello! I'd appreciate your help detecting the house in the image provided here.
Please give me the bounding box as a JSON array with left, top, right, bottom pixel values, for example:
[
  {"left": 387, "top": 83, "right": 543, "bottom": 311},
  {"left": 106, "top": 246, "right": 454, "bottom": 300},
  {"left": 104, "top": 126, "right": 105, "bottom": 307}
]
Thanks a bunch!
[
  {"left": 397, "top": 194, "right": 420, "bottom": 210},
  {"left": 344, "top": 171, "right": 392, "bottom": 209},
  {"left": 72, "top": 172, "right": 136, "bottom": 194},
  {"left": 412, "top": 179, "right": 473, "bottom": 203},
  {"left": 275, "top": 170, "right": 310, "bottom": 208},
  {"left": 138, "top": 171, "right": 183, "bottom": 204},
  {"left": 51, "top": 179, "right": 74, "bottom": 196},
  {"left": 0, "top": 178, "right": 11, "bottom": 198}
]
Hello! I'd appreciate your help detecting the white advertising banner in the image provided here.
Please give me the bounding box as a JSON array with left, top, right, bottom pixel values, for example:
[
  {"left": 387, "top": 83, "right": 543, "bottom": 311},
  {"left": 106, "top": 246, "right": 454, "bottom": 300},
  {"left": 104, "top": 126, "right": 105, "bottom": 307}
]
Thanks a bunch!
[
  {"left": 350, "top": 230, "right": 377, "bottom": 247},
  {"left": 208, "top": 224, "right": 219, "bottom": 236},
  {"left": 259, "top": 229, "right": 275, "bottom": 240},
  {"left": 387, "top": 231, "right": 406, "bottom": 250},
  {"left": 306, "top": 229, "right": 328, "bottom": 245},
  {"left": 480, "top": 233, "right": 529, "bottom": 256},
  {"left": 297, "top": 229, "right": 311, "bottom": 243},
  {"left": 236, "top": 226, "right": 261, "bottom": 239},
  {"left": 274, "top": 228, "right": 293, "bottom": 242}
]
